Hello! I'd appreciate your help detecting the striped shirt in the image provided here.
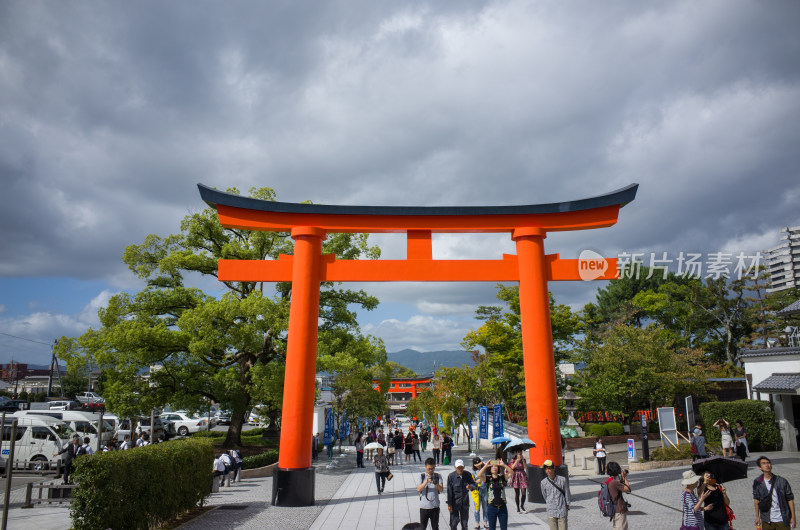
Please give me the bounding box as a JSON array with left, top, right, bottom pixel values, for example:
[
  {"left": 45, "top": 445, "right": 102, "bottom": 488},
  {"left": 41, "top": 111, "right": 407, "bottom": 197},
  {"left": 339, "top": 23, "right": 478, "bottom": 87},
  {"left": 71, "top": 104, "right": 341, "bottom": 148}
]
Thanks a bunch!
[{"left": 682, "top": 491, "right": 703, "bottom": 526}]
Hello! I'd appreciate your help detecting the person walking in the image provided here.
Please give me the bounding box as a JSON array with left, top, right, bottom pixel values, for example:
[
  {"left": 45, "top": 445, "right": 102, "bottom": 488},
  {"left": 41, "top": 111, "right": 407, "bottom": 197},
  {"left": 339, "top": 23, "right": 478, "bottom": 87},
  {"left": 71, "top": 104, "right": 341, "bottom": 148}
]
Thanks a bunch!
[
  {"left": 355, "top": 432, "right": 365, "bottom": 468},
  {"left": 119, "top": 434, "right": 131, "bottom": 450},
  {"left": 406, "top": 430, "right": 416, "bottom": 464},
  {"left": 373, "top": 446, "right": 391, "bottom": 495},
  {"left": 593, "top": 437, "right": 607, "bottom": 475},
  {"left": 442, "top": 432, "right": 453, "bottom": 465},
  {"left": 753, "top": 455, "right": 796, "bottom": 530},
  {"left": 714, "top": 418, "right": 734, "bottom": 458},
  {"left": 81, "top": 436, "right": 94, "bottom": 455},
  {"left": 734, "top": 420, "right": 748, "bottom": 460},
  {"left": 606, "top": 462, "right": 631, "bottom": 530},
  {"left": 692, "top": 425, "right": 707, "bottom": 462},
  {"left": 508, "top": 451, "right": 529, "bottom": 513},
  {"left": 54, "top": 434, "right": 82, "bottom": 484},
  {"left": 416, "top": 457, "right": 444, "bottom": 530},
  {"left": 700, "top": 471, "right": 731, "bottom": 530},
  {"left": 540, "top": 459, "right": 570, "bottom": 529},
  {"left": 472, "top": 457, "right": 489, "bottom": 529},
  {"left": 229, "top": 449, "right": 242, "bottom": 483},
  {"left": 414, "top": 430, "right": 422, "bottom": 462},
  {"left": 102, "top": 439, "right": 115, "bottom": 452},
  {"left": 396, "top": 430, "right": 406, "bottom": 465},
  {"left": 432, "top": 433, "right": 442, "bottom": 465},
  {"left": 680, "top": 470, "right": 709, "bottom": 530},
  {"left": 447, "top": 459, "right": 477, "bottom": 530},
  {"left": 421, "top": 428, "right": 429, "bottom": 452},
  {"left": 387, "top": 432, "right": 396, "bottom": 465},
  {"left": 476, "top": 458, "right": 512, "bottom": 530}
]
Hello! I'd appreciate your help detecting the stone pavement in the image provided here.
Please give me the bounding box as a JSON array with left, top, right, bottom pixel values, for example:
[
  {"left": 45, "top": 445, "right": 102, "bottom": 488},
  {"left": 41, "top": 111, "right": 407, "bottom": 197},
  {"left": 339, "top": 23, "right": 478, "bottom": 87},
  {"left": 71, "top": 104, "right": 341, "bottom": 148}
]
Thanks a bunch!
[{"left": 3, "top": 447, "right": 798, "bottom": 529}]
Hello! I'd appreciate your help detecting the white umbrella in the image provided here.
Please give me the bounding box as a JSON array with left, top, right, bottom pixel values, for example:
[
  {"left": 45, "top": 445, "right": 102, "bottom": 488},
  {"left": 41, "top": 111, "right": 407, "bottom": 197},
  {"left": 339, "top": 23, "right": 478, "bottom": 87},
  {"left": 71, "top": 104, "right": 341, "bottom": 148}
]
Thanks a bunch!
[{"left": 364, "top": 442, "right": 384, "bottom": 450}]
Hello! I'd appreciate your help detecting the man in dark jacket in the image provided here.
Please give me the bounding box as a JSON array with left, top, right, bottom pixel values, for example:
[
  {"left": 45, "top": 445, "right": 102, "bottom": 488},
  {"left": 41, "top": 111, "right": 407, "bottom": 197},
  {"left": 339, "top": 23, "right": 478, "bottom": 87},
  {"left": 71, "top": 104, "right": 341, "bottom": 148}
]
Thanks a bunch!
[
  {"left": 753, "top": 456, "right": 796, "bottom": 529},
  {"left": 53, "top": 434, "right": 83, "bottom": 484},
  {"left": 446, "top": 459, "right": 476, "bottom": 530}
]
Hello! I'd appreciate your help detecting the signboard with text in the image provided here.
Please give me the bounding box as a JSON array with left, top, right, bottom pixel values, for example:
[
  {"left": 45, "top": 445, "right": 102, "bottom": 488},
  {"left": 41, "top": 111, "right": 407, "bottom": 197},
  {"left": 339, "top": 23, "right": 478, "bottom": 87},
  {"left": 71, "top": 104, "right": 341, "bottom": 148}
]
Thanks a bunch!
[
  {"left": 493, "top": 404, "right": 504, "bottom": 437},
  {"left": 479, "top": 406, "right": 489, "bottom": 439}
]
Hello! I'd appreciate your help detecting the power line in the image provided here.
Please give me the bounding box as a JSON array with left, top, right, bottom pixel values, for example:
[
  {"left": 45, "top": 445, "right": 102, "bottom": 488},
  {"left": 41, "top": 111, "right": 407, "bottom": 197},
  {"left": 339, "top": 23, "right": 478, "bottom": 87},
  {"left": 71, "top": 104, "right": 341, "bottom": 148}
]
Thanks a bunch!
[{"left": 0, "top": 331, "right": 54, "bottom": 347}]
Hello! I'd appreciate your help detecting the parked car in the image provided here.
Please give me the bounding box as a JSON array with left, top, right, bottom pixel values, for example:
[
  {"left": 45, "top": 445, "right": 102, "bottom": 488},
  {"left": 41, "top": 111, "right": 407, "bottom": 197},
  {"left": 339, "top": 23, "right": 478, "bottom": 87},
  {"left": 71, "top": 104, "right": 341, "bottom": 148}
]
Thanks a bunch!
[
  {"left": 0, "top": 397, "right": 19, "bottom": 413},
  {"left": 114, "top": 416, "right": 174, "bottom": 441},
  {"left": 48, "top": 400, "right": 80, "bottom": 411},
  {"left": 160, "top": 412, "right": 209, "bottom": 436},
  {"left": 75, "top": 392, "right": 104, "bottom": 405},
  {"left": 13, "top": 410, "right": 114, "bottom": 445},
  {"left": 214, "top": 410, "right": 231, "bottom": 425}
]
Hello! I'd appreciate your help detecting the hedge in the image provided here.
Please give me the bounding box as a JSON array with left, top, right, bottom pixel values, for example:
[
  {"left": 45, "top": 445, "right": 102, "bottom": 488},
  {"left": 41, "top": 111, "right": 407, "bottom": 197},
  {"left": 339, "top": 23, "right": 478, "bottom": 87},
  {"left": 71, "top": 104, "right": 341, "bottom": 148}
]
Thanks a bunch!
[
  {"left": 699, "top": 399, "right": 781, "bottom": 451},
  {"left": 242, "top": 449, "right": 279, "bottom": 470},
  {"left": 650, "top": 440, "right": 722, "bottom": 461},
  {"left": 70, "top": 437, "right": 214, "bottom": 530},
  {"left": 587, "top": 422, "right": 624, "bottom": 437}
]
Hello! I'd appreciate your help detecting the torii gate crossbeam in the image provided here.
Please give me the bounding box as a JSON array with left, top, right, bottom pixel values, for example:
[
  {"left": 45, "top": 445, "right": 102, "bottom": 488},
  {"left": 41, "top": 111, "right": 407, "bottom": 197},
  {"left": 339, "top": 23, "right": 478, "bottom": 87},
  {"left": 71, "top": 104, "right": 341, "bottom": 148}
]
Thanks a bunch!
[{"left": 198, "top": 183, "right": 638, "bottom": 506}]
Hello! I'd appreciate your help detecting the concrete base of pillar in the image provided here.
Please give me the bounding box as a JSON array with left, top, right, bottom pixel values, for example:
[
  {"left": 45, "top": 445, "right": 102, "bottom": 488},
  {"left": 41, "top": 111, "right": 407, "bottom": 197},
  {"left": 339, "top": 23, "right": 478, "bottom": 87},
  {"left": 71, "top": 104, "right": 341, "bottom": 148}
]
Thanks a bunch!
[{"left": 272, "top": 467, "right": 316, "bottom": 506}]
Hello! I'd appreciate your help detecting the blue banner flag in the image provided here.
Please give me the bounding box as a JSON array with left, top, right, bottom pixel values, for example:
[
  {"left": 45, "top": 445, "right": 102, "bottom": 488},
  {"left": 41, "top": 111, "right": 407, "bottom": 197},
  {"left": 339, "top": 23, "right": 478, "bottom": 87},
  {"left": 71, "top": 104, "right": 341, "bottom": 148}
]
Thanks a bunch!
[
  {"left": 468, "top": 408, "right": 473, "bottom": 437},
  {"left": 493, "top": 404, "right": 504, "bottom": 437},
  {"left": 438, "top": 413, "right": 444, "bottom": 429},
  {"left": 423, "top": 411, "right": 427, "bottom": 423},
  {"left": 479, "top": 406, "right": 489, "bottom": 439},
  {"left": 323, "top": 408, "right": 332, "bottom": 445},
  {"left": 339, "top": 416, "right": 346, "bottom": 439}
]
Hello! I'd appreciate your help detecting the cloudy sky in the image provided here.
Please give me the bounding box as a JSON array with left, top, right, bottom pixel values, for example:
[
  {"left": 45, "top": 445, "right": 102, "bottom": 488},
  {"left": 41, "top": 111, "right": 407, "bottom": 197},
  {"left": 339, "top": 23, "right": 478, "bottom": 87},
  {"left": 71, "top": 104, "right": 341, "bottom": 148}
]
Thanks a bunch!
[{"left": 1, "top": 1, "right": 798, "bottom": 365}]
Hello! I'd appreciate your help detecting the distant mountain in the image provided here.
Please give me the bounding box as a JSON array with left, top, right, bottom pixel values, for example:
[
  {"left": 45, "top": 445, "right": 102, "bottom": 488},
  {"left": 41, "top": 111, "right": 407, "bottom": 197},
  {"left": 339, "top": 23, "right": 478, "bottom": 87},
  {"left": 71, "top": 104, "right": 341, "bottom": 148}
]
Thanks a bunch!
[{"left": 387, "top": 349, "right": 475, "bottom": 376}]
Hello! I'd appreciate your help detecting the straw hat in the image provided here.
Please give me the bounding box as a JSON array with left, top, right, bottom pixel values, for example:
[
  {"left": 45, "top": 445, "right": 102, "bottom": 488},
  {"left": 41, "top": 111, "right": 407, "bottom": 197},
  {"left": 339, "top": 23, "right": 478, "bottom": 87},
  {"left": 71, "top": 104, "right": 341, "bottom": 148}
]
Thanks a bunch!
[{"left": 681, "top": 470, "right": 701, "bottom": 486}]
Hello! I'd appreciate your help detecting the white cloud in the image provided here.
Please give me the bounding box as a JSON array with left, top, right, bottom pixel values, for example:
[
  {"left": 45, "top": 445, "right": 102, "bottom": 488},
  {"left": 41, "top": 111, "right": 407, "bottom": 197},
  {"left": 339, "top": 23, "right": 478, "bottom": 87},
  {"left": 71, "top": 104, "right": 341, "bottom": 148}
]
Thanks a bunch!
[
  {"left": 0, "top": 304, "right": 7, "bottom": 314},
  {"left": 363, "top": 315, "right": 474, "bottom": 352}
]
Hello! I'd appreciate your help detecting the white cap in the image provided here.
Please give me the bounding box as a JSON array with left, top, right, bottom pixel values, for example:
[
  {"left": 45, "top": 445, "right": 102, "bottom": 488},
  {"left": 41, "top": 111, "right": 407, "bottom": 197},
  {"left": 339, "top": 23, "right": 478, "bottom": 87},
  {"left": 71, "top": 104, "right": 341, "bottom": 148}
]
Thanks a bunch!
[{"left": 454, "top": 459, "right": 465, "bottom": 468}]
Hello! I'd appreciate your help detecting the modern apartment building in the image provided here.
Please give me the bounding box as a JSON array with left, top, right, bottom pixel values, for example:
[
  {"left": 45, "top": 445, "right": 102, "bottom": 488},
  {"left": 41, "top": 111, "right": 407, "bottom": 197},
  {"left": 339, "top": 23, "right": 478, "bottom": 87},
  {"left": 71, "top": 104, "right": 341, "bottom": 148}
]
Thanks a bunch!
[{"left": 764, "top": 226, "right": 800, "bottom": 292}]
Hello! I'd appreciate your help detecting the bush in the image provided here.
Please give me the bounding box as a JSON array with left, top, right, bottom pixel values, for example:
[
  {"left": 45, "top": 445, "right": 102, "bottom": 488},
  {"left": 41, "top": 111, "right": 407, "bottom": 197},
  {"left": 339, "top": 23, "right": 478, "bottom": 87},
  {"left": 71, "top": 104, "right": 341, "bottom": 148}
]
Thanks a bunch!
[
  {"left": 650, "top": 440, "right": 722, "bottom": 461},
  {"left": 699, "top": 399, "right": 781, "bottom": 451},
  {"left": 71, "top": 437, "right": 213, "bottom": 530},
  {"left": 192, "top": 430, "right": 226, "bottom": 438},
  {"left": 242, "top": 450, "right": 278, "bottom": 470},
  {"left": 605, "top": 422, "right": 624, "bottom": 436},
  {"left": 588, "top": 424, "right": 608, "bottom": 437}
]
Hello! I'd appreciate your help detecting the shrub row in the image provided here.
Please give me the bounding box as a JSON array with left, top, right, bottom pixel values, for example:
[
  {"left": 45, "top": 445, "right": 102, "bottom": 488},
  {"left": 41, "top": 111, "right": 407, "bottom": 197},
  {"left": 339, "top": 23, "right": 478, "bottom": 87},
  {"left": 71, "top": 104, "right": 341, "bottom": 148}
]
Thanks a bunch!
[
  {"left": 192, "top": 430, "right": 226, "bottom": 438},
  {"left": 586, "top": 422, "right": 624, "bottom": 437},
  {"left": 650, "top": 441, "right": 722, "bottom": 461},
  {"left": 699, "top": 399, "right": 781, "bottom": 451},
  {"left": 71, "top": 437, "right": 214, "bottom": 530},
  {"left": 242, "top": 449, "right": 279, "bottom": 470}
]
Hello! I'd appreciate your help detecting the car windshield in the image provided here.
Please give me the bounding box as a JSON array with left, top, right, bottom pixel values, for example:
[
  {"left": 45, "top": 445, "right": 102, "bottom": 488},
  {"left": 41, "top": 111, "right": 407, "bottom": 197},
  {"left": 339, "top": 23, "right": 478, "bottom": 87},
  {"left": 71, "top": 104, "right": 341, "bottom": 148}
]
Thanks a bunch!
[{"left": 51, "top": 423, "right": 76, "bottom": 440}]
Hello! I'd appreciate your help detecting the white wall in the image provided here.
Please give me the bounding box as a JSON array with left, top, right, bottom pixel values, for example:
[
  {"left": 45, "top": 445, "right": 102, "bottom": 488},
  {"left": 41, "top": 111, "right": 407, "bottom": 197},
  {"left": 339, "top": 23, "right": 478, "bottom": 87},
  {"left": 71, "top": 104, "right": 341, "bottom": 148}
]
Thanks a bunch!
[{"left": 744, "top": 354, "right": 800, "bottom": 400}]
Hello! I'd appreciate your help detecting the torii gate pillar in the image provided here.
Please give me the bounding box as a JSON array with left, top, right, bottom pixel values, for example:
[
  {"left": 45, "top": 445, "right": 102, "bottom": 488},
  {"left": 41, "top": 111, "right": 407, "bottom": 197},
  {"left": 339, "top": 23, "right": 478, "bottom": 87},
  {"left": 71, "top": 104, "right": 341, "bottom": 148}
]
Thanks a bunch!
[{"left": 514, "top": 227, "right": 561, "bottom": 464}]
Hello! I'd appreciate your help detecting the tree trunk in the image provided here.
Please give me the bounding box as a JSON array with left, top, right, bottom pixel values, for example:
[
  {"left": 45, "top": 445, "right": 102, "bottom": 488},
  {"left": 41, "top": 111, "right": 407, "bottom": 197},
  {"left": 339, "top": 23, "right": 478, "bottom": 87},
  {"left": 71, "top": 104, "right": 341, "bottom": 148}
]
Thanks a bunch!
[{"left": 224, "top": 410, "right": 247, "bottom": 448}]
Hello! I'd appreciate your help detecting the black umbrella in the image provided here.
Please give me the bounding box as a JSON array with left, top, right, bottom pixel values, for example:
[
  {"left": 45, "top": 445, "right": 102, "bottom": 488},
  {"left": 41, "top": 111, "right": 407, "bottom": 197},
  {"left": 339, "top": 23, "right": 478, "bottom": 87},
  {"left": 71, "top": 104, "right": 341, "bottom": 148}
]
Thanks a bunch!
[{"left": 691, "top": 456, "right": 748, "bottom": 483}]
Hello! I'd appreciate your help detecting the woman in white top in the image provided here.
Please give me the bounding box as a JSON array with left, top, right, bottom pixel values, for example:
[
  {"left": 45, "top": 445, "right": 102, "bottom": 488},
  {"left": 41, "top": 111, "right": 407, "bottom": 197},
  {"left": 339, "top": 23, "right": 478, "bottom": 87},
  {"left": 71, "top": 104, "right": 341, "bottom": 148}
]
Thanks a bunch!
[
  {"left": 714, "top": 418, "right": 734, "bottom": 457},
  {"left": 593, "top": 437, "right": 607, "bottom": 475}
]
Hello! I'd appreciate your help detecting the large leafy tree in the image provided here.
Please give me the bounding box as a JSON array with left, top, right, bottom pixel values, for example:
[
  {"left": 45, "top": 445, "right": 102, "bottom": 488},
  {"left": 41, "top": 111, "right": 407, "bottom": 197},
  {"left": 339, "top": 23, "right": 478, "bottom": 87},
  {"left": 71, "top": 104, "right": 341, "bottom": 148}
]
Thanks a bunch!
[
  {"left": 58, "top": 187, "right": 381, "bottom": 447},
  {"left": 575, "top": 323, "right": 709, "bottom": 419}
]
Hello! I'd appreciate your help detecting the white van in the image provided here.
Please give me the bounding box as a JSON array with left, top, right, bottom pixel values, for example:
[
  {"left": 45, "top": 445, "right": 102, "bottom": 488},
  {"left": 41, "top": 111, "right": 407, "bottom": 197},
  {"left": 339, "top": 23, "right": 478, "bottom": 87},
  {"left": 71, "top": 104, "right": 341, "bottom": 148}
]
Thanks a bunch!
[
  {"left": 13, "top": 410, "right": 114, "bottom": 445},
  {"left": 0, "top": 415, "right": 72, "bottom": 471}
]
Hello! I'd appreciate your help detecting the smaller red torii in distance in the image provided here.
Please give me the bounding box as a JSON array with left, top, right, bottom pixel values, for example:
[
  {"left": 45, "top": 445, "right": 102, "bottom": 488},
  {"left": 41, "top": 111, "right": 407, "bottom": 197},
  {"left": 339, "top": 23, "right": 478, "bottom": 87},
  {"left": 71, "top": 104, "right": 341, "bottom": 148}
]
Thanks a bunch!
[{"left": 199, "top": 183, "right": 638, "bottom": 506}]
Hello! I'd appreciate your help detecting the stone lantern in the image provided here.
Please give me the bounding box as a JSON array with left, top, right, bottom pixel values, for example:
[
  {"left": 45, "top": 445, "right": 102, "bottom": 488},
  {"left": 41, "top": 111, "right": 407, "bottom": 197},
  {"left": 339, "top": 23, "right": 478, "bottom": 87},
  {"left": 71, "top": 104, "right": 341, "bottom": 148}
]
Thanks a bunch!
[{"left": 559, "top": 386, "right": 584, "bottom": 437}]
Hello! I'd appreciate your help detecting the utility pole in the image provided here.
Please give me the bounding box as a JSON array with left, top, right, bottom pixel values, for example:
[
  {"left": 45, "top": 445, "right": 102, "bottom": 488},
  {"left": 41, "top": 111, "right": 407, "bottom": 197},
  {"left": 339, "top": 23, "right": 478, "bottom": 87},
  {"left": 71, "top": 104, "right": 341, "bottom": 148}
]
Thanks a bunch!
[{"left": 46, "top": 339, "right": 58, "bottom": 398}]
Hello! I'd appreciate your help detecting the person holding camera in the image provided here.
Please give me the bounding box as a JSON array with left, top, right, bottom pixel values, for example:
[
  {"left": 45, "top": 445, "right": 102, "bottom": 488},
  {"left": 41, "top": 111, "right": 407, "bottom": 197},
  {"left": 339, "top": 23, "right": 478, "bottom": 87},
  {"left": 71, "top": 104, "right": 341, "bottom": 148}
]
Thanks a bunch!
[
  {"left": 606, "top": 461, "right": 631, "bottom": 529},
  {"left": 416, "top": 457, "right": 444, "bottom": 530},
  {"left": 699, "top": 471, "right": 731, "bottom": 529}
]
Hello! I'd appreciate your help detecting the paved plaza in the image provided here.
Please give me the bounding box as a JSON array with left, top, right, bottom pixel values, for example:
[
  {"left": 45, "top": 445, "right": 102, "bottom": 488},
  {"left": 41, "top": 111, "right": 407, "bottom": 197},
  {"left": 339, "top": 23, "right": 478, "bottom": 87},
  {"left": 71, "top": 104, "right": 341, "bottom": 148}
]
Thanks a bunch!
[{"left": 2, "top": 445, "right": 798, "bottom": 529}]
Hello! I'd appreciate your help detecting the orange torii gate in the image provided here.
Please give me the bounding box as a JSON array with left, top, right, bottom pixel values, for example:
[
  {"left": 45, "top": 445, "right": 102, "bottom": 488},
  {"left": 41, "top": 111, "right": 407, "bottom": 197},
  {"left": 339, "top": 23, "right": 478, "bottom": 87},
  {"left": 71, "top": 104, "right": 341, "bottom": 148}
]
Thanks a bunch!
[{"left": 198, "top": 183, "right": 638, "bottom": 506}]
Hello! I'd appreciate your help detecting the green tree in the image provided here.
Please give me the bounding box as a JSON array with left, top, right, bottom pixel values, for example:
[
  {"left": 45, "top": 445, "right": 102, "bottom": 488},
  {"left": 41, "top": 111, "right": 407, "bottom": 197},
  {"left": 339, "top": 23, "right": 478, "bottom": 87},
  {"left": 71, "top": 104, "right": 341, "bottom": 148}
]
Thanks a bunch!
[
  {"left": 58, "top": 187, "right": 381, "bottom": 447},
  {"left": 575, "top": 323, "right": 710, "bottom": 420},
  {"left": 462, "top": 284, "right": 580, "bottom": 419}
]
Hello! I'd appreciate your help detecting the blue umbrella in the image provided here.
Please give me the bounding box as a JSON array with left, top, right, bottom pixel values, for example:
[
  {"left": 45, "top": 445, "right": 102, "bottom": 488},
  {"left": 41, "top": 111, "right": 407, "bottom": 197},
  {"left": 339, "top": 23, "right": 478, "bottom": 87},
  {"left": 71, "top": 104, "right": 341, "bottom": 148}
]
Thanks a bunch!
[
  {"left": 505, "top": 438, "right": 536, "bottom": 452},
  {"left": 491, "top": 436, "right": 511, "bottom": 444}
]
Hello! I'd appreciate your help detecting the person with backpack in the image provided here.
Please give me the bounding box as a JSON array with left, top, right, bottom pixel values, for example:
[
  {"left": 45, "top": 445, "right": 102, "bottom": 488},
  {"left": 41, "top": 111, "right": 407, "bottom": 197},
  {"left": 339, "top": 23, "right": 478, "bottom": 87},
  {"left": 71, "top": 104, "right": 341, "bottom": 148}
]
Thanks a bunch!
[
  {"left": 476, "top": 458, "right": 512, "bottom": 530},
  {"left": 416, "top": 457, "right": 444, "bottom": 529},
  {"left": 753, "top": 455, "right": 796, "bottom": 530},
  {"left": 540, "top": 459, "right": 570, "bottom": 529},
  {"left": 601, "top": 461, "right": 631, "bottom": 529}
]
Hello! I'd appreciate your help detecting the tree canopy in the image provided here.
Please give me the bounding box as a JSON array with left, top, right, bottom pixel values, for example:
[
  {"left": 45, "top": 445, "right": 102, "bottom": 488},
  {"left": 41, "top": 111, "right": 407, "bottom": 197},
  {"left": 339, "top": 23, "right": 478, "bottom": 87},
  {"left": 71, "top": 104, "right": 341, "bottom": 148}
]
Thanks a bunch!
[{"left": 58, "top": 187, "right": 383, "bottom": 447}]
